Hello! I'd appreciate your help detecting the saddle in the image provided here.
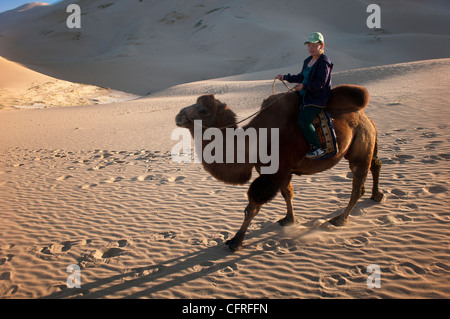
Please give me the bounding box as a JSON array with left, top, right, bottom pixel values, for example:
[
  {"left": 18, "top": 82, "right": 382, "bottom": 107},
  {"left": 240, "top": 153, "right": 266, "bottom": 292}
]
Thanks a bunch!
[{"left": 312, "top": 109, "right": 339, "bottom": 160}]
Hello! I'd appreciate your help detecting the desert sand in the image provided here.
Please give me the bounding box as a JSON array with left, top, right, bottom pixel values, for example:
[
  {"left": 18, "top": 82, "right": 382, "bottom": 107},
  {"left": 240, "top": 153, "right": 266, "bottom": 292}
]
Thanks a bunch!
[
  {"left": 0, "top": 56, "right": 138, "bottom": 110},
  {"left": 0, "top": 0, "right": 449, "bottom": 300}
]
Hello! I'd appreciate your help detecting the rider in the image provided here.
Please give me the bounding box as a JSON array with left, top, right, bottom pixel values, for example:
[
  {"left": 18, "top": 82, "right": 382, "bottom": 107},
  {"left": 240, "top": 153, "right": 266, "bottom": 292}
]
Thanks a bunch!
[{"left": 276, "top": 32, "right": 333, "bottom": 159}]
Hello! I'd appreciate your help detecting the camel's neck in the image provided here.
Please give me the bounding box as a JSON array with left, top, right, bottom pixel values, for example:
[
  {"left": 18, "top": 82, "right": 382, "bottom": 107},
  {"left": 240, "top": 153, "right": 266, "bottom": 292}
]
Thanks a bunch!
[
  {"left": 187, "top": 103, "right": 285, "bottom": 184},
  {"left": 189, "top": 124, "right": 254, "bottom": 185}
]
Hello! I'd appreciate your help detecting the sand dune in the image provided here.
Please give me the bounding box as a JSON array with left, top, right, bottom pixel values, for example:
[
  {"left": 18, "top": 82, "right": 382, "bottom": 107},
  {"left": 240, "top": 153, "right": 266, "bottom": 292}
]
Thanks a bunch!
[
  {"left": 0, "top": 0, "right": 449, "bottom": 95},
  {"left": 0, "top": 56, "right": 138, "bottom": 109},
  {"left": 0, "top": 0, "right": 449, "bottom": 300},
  {"left": 1, "top": 58, "right": 449, "bottom": 299}
]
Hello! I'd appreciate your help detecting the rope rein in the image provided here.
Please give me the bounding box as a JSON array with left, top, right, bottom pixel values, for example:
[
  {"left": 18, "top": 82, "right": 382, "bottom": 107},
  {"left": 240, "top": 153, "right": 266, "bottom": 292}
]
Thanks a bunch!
[
  {"left": 272, "top": 77, "right": 295, "bottom": 95},
  {"left": 193, "top": 78, "right": 294, "bottom": 129}
]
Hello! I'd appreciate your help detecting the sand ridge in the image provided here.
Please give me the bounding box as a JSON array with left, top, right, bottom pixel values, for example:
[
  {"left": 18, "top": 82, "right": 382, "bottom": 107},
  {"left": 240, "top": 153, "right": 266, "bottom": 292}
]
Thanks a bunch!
[
  {"left": 1, "top": 58, "right": 449, "bottom": 298},
  {"left": 0, "top": 56, "right": 138, "bottom": 110},
  {"left": 1, "top": 0, "right": 449, "bottom": 95}
]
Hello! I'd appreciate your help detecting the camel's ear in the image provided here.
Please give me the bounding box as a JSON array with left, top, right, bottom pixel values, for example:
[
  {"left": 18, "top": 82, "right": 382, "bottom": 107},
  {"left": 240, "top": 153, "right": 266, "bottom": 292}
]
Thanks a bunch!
[
  {"left": 197, "top": 94, "right": 227, "bottom": 112},
  {"left": 197, "top": 94, "right": 216, "bottom": 108},
  {"left": 216, "top": 100, "right": 228, "bottom": 112}
]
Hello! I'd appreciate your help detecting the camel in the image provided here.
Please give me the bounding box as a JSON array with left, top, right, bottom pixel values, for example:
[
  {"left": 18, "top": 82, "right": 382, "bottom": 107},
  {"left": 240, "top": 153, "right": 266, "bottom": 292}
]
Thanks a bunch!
[{"left": 175, "top": 85, "right": 384, "bottom": 251}]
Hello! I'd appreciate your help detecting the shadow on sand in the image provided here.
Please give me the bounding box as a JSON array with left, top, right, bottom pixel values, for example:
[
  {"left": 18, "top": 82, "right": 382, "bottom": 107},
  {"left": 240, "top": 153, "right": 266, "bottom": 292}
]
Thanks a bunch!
[
  {"left": 42, "top": 197, "right": 379, "bottom": 299},
  {"left": 43, "top": 222, "right": 283, "bottom": 299}
]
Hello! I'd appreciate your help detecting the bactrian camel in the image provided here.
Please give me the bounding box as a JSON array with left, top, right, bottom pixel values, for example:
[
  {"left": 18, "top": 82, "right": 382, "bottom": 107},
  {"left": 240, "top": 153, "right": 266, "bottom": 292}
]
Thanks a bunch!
[{"left": 175, "top": 85, "right": 383, "bottom": 251}]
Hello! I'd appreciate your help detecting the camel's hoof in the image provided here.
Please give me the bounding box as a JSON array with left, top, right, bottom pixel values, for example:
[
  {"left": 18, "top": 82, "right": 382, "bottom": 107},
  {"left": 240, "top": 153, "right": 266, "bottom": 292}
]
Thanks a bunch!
[
  {"left": 329, "top": 215, "right": 347, "bottom": 227},
  {"left": 277, "top": 217, "right": 295, "bottom": 227},
  {"left": 370, "top": 191, "right": 384, "bottom": 202},
  {"left": 225, "top": 238, "right": 243, "bottom": 252}
]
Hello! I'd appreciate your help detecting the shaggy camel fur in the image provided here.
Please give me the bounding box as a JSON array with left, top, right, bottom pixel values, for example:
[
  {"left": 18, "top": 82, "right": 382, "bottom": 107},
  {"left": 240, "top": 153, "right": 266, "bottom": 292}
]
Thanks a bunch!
[{"left": 175, "top": 85, "right": 384, "bottom": 251}]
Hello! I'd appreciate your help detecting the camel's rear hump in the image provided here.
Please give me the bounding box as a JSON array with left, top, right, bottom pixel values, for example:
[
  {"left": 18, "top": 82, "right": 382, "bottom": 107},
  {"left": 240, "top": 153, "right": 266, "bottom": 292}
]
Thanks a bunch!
[{"left": 327, "top": 85, "right": 369, "bottom": 114}]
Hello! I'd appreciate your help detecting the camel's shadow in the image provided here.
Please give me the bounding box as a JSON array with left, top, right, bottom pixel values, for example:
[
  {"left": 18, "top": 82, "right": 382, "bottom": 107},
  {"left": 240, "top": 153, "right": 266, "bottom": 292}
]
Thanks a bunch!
[
  {"left": 42, "top": 223, "right": 282, "bottom": 299},
  {"left": 42, "top": 198, "right": 380, "bottom": 299}
]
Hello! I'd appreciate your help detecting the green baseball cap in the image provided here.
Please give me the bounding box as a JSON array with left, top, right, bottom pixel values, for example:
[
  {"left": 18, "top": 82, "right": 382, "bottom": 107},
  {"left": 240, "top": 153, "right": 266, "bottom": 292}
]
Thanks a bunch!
[{"left": 305, "top": 32, "right": 324, "bottom": 44}]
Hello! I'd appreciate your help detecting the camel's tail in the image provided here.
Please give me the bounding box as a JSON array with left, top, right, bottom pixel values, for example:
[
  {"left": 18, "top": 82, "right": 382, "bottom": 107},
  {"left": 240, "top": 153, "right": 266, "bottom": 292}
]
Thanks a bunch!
[{"left": 327, "top": 85, "right": 369, "bottom": 113}]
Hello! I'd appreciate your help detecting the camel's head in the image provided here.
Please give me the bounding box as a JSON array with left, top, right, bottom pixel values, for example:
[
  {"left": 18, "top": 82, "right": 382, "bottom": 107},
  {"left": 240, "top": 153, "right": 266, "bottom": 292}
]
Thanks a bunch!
[{"left": 175, "top": 94, "right": 237, "bottom": 129}]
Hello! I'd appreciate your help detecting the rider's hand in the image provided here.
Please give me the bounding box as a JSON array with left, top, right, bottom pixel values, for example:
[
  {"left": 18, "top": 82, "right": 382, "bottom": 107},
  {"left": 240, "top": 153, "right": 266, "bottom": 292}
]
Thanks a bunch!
[
  {"left": 275, "top": 74, "right": 284, "bottom": 80},
  {"left": 293, "top": 84, "right": 304, "bottom": 91}
]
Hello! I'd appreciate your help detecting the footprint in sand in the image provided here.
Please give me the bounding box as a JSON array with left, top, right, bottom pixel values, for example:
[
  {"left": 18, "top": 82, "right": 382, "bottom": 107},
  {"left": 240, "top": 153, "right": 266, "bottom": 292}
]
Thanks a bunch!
[
  {"left": 189, "top": 238, "right": 208, "bottom": 246},
  {"left": 390, "top": 188, "right": 408, "bottom": 198},
  {"left": 134, "top": 174, "right": 157, "bottom": 181},
  {"left": 40, "top": 242, "right": 72, "bottom": 256},
  {"left": 394, "top": 137, "right": 413, "bottom": 145},
  {"left": 103, "top": 176, "right": 124, "bottom": 183},
  {"left": 391, "top": 154, "right": 415, "bottom": 164},
  {"left": 343, "top": 234, "right": 370, "bottom": 248},
  {"left": 80, "top": 183, "right": 98, "bottom": 189},
  {"left": 378, "top": 214, "right": 413, "bottom": 225},
  {"left": 421, "top": 132, "right": 438, "bottom": 138},
  {"left": 133, "top": 175, "right": 185, "bottom": 183},
  {"left": 88, "top": 165, "right": 105, "bottom": 171},
  {"left": 394, "top": 213, "right": 413, "bottom": 222},
  {"left": 395, "top": 154, "right": 415, "bottom": 160},
  {"left": 57, "top": 175, "right": 73, "bottom": 181},
  {"left": 438, "top": 153, "right": 450, "bottom": 160},
  {"left": 421, "top": 156, "right": 439, "bottom": 164},
  {"left": 219, "top": 263, "right": 239, "bottom": 277},
  {"left": 421, "top": 153, "right": 449, "bottom": 164},
  {"left": 149, "top": 231, "right": 178, "bottom": 242},
  {"left": 97, "top": 247, "right": 125, "bottom": 259},
  {"left": 40, "top": 239, "right": 91, "bottom": 256},
  {"left": 0, "top": 271, "right": 13, "bottom": 280},
  {"left": 0, "top": 271, "right": 19, "bottom": 296},
  {"left": 397, "top": 202, "right": 419, "bottom": 213},
  {"left": 320, "top": 273, "right": 347, "bottom": 290},
  {"left": 0, "top": 254, "right": 14, "bottom": 265},
  {"left": 192, "top": 261, "right": 216, "bottom": 273},
  {"left": 5, "top": 285, "right": 19, "bottom": 296},
  {"left": 393, "top": 261, "right": 426, "bottom": 277},
  {"left": 262, "top": 239, "right": 279, "bottom": 251},
  {"left": 163, "top": 176, "right": 186, "bottom": 183},
  {"left": 427, "top": 184, "right": 448, "bottom": 194},
  {"left": 85, "top": 239, "right": 130, "bottom": 261},
  {"left": 423, "top": 140, "right": 444, "bottom": 150}
]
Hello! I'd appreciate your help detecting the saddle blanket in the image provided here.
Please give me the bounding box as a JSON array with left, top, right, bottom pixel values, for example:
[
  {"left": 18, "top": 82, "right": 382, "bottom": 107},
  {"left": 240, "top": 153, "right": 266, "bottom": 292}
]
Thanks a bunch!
[{"left": 312, "top": 109, "right": 339, "bottom": 160}]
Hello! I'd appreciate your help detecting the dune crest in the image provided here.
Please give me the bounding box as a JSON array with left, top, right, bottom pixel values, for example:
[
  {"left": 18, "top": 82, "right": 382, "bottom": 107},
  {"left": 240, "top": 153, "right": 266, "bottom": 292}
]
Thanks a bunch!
[{"left": 0, "top": 56, "right": 138, "bottom": 109}]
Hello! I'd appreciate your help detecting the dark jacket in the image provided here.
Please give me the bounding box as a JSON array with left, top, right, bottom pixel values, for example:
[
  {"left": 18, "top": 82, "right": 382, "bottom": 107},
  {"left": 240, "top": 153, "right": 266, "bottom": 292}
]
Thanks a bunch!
[{"left": 283, "top": 54, "right": 333, "bottom": 108}]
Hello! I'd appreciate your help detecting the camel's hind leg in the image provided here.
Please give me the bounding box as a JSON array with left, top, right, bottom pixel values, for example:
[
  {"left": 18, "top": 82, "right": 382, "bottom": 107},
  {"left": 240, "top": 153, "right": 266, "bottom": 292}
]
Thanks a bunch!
[
  {"left": 329, "top": 160, "right": 370, "bottom": 226},
  {"left": 370, "top": 140, "right": 384, "bottom": 202}
]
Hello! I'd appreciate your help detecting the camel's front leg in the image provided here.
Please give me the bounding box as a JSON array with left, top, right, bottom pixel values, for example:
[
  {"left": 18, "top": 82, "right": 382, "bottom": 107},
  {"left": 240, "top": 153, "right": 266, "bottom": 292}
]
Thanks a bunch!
[
  {"left": 226, "top": 175, "right": 278, "bottom": 251},
  {"left": 278, "top": 178, "right": 295, "bottom": 226},
  {"left": 226, "top": 202, "right": 261, "bottom": 251},
  {"left": 329, "top": 163, "right": 368, "bottom": 226}
]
